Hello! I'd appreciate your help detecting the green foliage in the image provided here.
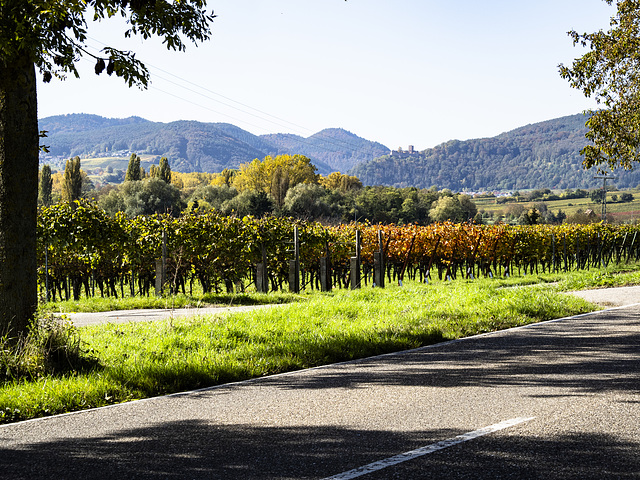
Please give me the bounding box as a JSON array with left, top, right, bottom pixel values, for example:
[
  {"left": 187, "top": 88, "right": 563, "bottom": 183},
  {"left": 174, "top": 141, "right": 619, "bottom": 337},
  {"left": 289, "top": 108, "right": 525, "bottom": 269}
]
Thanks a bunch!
[
  {"left": 188, "top": 184, "right": 238, "bottom": 211},
  {"left": 62, "top": 156, "right": 82, "bottom": 203},
  {"left": 1, "top": 1, "right": 215, "bottom": 87},
  {"left": 621, "top": 192, "right": 634, "bottom": 202},
  {"left": 99, "top": 178, "right": 183, "bottom": 216},
  {"left": 0, "top": 315, "right": 98, "bottom": 383},
  {"left": 220, "top": 189, "right": 274, "bottom": 218},
  {"left": 125, "top": 153, "right": 142, "bottom": 181},
  {"left": 590, "top": 189, "right": 606, "bottom": 203},
  {"left": 158, "top": 156, "right": 171, "bottom": 184},
  {"left": 560, "top": 0, "right": 640, "bottom": 170},
  {"left": 283, "top": 183, "right": 332, "bottom": 219},
  {"left": 38, "top": 164, "right": 53, "bottom": 206},
  {"left": 429, "top": 196, "right": 463, "bottom": 222}
]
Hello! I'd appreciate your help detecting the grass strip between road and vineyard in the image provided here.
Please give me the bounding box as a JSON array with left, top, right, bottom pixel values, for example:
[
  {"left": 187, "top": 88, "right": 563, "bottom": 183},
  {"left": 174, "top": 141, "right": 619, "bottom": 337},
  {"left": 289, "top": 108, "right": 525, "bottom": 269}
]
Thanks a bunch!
[{"left": 2, "top": 264, "right": 638, "bottom": 425}]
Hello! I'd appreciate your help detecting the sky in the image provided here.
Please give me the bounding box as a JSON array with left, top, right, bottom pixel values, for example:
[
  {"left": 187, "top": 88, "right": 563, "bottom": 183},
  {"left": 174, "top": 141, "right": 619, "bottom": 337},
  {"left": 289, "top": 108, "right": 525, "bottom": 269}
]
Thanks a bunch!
[{"left": 37, "top": 0, "right": 616, "bottom": 151}]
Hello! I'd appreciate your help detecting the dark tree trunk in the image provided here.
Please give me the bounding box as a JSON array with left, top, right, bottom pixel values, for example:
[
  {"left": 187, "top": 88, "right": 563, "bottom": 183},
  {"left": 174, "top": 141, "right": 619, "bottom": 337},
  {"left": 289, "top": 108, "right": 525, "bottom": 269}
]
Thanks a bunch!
[{"left": 0, "top": 54, "right": 39, "bottom": 340}]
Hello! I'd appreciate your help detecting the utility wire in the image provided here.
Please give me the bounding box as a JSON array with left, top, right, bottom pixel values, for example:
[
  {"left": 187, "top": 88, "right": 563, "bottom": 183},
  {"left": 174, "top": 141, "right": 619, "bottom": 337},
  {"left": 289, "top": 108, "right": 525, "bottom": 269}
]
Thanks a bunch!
[{"left": 82, "top": 38, "right": 389, "bottom": 159}]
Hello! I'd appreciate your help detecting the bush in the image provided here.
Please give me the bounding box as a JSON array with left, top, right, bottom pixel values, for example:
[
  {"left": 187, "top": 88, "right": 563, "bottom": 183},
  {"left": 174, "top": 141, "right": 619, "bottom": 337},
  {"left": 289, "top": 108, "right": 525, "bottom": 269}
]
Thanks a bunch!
[{"left": 621, "top": 192, "right": 634, "bottom": 202}]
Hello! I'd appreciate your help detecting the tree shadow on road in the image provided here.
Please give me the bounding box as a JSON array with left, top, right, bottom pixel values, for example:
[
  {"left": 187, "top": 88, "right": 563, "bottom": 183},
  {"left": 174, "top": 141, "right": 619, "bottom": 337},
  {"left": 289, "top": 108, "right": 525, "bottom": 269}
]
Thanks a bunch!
[{"left": 0, "top": 419, "right": 637, "bottom": 479}]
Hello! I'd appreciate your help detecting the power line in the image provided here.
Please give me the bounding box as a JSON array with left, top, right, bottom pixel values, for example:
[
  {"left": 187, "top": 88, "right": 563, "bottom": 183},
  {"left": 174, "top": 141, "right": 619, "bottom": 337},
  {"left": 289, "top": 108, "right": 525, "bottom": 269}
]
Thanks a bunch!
[{"left": 82, "top": 37, "right": 384, "bottom": 157}]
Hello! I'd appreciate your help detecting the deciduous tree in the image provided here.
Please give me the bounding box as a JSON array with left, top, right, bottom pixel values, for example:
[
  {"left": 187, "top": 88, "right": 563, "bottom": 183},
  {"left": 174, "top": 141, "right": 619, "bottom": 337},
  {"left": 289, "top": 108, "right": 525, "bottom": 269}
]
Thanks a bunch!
[
  {"left": 158, "top": 157, "right": 172, "bottom": 184},
  {"left": 0, "top": 0, "right": 215, "bottom": 339},
  {"left": 38, "top": 164, "right": 53, "bottom": 206},
  {"left": 62, "top": 156, "right": 82, "bottom": 203},
  {"left": 233, "top": 154, "right": 318, "bottom": 199},
  {"left": 560, "top": 0, "right": 640, "bottom": 170},
  {"left": 125, "top": 153, "right": 142, "bottom": 182}
]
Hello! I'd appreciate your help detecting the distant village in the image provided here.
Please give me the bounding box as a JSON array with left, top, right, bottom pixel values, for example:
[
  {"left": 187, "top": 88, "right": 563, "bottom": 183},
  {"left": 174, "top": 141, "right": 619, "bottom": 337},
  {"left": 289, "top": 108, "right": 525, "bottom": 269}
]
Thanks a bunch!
[{"left": 40, "top": 149, "right": 135, "bottom": 170}]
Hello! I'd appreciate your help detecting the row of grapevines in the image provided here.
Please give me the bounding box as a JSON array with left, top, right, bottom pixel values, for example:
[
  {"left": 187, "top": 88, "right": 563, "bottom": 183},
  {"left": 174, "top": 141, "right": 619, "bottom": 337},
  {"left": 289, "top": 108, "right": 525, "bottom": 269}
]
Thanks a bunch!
[{"left": 37, "top": 201, "right": 640, "bottom": 301}]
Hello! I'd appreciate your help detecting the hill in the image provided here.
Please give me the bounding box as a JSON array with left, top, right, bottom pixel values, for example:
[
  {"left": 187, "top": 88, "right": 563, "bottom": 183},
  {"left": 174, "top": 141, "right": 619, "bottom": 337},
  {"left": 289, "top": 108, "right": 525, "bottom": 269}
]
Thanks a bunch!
[
  {"left": 38, "top": 114, "right": 388, "bottom": 175},
  {"left": 350, "top": 114, "right": 640, "bottom": 190},
  {"left": 262, "top": 128, "right": 390, "bottom": 172}
]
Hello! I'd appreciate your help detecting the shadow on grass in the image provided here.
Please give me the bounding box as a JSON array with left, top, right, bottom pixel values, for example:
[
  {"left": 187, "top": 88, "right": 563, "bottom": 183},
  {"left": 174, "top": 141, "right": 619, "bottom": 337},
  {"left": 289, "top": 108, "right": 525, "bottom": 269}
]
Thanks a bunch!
[{"left": 0, "top": 420, "right": 637, "bottom": 479}]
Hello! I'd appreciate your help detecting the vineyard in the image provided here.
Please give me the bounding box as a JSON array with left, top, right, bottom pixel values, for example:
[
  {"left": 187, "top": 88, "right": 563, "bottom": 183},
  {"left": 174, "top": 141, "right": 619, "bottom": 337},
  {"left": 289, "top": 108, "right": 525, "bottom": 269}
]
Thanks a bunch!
[{"left": 38, "top": 201, "right": 640, "bottom": 302}]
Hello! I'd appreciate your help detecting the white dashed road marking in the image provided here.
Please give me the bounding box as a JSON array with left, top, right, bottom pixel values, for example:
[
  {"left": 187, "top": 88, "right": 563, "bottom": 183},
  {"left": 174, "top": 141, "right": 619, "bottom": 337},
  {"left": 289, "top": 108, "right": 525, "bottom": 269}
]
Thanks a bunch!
[{"left": 321, "top": 417, "right": 536, "bottom": 480}]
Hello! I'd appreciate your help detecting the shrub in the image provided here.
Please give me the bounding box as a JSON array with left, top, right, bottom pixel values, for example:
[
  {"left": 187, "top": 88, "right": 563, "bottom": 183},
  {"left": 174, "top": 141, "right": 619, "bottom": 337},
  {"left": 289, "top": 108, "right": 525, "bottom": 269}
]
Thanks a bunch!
[{"left": 0, "top": 316, "right": 99, "bottom": 382}]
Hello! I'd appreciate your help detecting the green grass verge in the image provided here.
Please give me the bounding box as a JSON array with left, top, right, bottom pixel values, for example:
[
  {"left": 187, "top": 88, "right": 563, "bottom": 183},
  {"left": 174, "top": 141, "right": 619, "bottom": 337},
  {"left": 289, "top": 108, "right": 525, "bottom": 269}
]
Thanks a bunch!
[{"left": 2, "top": 272, "right": 607, "bottom": 425}]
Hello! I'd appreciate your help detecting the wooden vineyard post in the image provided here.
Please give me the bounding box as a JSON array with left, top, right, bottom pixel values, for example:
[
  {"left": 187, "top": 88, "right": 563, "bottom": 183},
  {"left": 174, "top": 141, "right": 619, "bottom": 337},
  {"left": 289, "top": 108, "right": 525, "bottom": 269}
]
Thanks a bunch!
[
  {"left": 350, "top": 230, "right": 361, "bottom": 290},
  {"left": 627, "top": 231, "right": 637, "bottom": 263},
  {"left": 44, "top": 246, "right": 50, "bottom": 303},
  {"left": 289, "top": 226, "right": 300, "bottom": 293},
  {"left": 373, "top": 230, "right": 385, "bottom": 288},
  {"left": 320, "top": 241, "right": 332, "bottom": 292},
  {"left": 155, "top": 229, "right": 167, "bottom": 296},
  {"left": 552, "top": 233, "right": 556, "bottom": 273},
  {"left": 256, "top": 243, "right": 269, "bottom": 293}
]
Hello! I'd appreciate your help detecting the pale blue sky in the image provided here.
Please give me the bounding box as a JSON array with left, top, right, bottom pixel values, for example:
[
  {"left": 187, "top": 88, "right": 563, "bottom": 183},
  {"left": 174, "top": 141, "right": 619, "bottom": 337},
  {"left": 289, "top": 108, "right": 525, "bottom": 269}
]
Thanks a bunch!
[{"left": 37, "top": 0, "right": 615, "bottom": 150}]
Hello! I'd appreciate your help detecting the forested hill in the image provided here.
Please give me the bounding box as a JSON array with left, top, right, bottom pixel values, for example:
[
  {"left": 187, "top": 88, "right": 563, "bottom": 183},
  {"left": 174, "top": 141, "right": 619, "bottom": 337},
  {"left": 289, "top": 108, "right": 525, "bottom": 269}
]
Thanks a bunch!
[
  {"left": 262, "top": 128, "right": 390, "bottom": 172},
  {"left": 351, "top": 114, "right": 640, "bottom": 190},
  {"left": 38, "top": 114, "right": 388, "bottom": 175}
]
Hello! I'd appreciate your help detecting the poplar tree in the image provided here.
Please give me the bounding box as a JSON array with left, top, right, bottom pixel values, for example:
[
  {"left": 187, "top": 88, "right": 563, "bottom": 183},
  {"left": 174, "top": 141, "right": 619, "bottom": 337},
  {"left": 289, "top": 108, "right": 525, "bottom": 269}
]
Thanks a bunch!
[
  {"left": 125, "top": 153, "right": 142, "bottom": 182},
  {"left": 62, "top": 156, "right": 82, "bottom": 203},
  {"left": 159, "top": 157, "right": 172, "bottom": 184},
  {"left": 38, "top": 164, "right": 53, "bottom": 206}
]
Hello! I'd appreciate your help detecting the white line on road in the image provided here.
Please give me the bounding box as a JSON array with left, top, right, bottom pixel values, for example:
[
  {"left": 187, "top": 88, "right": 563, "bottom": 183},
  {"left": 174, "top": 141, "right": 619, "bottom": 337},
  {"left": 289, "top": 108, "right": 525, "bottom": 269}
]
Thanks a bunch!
[{"left": 321, "top": 417, "right": 536, "bottom": 480}]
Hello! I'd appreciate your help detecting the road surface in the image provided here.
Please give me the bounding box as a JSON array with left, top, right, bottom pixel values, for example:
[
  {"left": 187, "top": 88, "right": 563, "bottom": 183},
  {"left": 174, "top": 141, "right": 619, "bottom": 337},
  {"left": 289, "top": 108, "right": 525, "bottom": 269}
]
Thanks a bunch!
[{"left": 2, "top": 297, "right": 639, "bottom": 479}]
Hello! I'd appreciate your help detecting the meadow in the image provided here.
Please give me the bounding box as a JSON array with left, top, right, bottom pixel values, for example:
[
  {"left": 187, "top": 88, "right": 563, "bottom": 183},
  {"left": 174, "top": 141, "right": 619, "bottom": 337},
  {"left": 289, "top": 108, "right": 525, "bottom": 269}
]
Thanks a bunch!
[{"left": 474, "top": 187, "right": 640, "bottom": 223}]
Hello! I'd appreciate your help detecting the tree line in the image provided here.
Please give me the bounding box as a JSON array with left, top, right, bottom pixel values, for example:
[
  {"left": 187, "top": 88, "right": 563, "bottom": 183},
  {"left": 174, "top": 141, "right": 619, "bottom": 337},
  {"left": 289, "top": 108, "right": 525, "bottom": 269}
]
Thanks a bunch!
[
  {"left": 38, "top": 153, "right": 481, "bottom": 225},
  {"left": 41, "top": 152, "right": 637, "bottom": 227}
]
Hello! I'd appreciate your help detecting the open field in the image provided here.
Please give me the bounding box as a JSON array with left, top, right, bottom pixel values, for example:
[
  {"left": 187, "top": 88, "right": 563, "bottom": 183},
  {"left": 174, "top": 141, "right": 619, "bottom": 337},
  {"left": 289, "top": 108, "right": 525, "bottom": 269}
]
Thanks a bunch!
[
  {"left": 474, "top": 187, "right": 640, "bottom": 223},
  {"left": 79, "top": 154, "right": 159, "bottom": 171},
  {"left": 3, "top": 261, "right": 640, "bottom": 425}
]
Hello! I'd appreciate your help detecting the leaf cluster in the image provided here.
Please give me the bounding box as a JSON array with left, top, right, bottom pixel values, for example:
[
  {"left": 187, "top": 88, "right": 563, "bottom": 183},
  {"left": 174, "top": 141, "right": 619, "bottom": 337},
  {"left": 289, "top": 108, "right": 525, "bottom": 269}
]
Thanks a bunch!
[
  {"left": 560, "top": 0, "right": 640, "bottom": 170},
  {"left": 0, "top": 0, "right": 215, "bottom": 87}
]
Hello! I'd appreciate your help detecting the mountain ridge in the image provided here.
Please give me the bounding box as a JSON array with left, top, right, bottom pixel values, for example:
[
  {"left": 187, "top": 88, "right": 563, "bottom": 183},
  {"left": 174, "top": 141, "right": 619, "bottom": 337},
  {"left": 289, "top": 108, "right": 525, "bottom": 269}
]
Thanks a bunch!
[
  {"left": 351, "top": 113, "right": 640, "bottom": 190},
  {"left": 39, "top": 113, "right": 640, "bottom": 190},
  {"left": 39, "top": 114, "right": 388, "bottom": 175}
]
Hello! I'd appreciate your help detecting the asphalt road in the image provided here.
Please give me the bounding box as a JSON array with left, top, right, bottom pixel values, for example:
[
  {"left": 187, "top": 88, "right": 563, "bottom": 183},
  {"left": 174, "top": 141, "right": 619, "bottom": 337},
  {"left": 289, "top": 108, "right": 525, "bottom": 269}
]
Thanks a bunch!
[
  {"left": 68, "top": 304, "right": 274, "bottom": 327},
  {"left": 1, "top": 299, "right": 639, "bottom": 479}
]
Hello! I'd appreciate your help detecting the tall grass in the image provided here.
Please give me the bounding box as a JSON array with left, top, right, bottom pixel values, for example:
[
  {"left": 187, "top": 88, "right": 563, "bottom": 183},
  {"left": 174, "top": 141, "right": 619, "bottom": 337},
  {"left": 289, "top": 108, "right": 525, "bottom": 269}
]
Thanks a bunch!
[{"left": 0, "top": 315, "right": 98, "bottom": 383}]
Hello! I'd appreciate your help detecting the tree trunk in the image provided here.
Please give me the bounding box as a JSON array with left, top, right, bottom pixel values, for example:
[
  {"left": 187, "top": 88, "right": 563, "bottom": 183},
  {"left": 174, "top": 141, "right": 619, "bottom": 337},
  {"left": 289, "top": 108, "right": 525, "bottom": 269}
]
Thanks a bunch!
[{"left": 0, "top": 54, "right": 39, "bottom": 340}]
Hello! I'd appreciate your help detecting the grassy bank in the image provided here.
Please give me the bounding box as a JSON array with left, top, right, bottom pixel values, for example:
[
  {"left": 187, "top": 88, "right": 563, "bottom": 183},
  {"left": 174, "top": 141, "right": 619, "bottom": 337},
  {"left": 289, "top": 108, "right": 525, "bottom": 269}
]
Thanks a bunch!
[{"left": 3, "top": 268, "right": 616, "bottom": 425}]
